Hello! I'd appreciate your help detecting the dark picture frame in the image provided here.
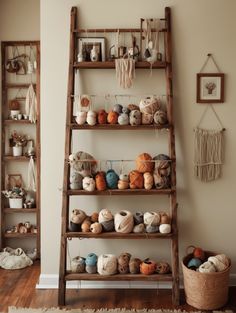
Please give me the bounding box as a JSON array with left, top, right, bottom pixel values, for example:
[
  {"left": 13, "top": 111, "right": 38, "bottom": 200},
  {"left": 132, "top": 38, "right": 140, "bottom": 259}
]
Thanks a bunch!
[{"left": 197, "top": 73, "right": 224, "bottom": 103}]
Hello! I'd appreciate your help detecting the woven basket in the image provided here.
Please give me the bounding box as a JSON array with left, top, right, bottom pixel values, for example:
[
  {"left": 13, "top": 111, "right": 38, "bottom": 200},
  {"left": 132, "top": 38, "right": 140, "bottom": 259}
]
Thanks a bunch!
[{"left": 182, "top": 251, "right": 231, "bottom": 310}]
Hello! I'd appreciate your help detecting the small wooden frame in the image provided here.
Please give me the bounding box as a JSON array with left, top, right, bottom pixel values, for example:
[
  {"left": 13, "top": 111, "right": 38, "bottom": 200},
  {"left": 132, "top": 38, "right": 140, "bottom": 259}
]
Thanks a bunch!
[
  {"left": 197, "top": 73, "right": 224, "bottom": 103},
  {"left": 78, "top": 37, "right": 106, "bottom": 62},
  {"left": 5, "top": 174, "right": 23, "bottom": 189}
]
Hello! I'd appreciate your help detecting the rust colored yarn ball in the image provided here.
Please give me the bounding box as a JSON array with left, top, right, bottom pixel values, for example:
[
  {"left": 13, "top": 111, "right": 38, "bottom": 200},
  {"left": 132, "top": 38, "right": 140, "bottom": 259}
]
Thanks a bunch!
[
  {"left": 140, "top": 258, "right": 156, "bottom": 275},
  {"left": 136, "top": 153, "right": 154, "bottom": 173},
  {"left": 107, "top": 111, "right": 118, "bottom": 124},
  {"left": 9, "top": 99, "right": 20, "bottom": 110},
  {"left": 95, "top": 171, "right": 107, "bottom": 191},
  {"left": 129, "top": 170, "right": 144, "bottom": 189},
  {"left": 91, "top": 212, "right": 99, "bottom": 223},
  {"left": 97, "top": 109, "right": 108, "bottom": 124},
  {"left": 160, "top": 212, "right": 171, "bottom": 224},
  {"left": 193, "top": 247, "right": 205, "bottom": 261}
]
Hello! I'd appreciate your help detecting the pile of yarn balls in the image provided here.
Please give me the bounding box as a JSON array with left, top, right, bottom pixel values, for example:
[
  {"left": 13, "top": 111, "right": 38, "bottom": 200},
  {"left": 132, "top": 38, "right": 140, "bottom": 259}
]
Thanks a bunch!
[
  {"left": 187, "top": 246, "right": 230, "bottom": 273},
  {"left": 69, "top": 151, "right": 171, "bottom": 191},
  {"left": 71, "top": 251, "right": 171, "bottom": 276},
  {"left": 69, "top": 208, "right": 171, "bottom": 235},
  {"left": 75, "top": 96, "right": 168, "bottom": 127}
]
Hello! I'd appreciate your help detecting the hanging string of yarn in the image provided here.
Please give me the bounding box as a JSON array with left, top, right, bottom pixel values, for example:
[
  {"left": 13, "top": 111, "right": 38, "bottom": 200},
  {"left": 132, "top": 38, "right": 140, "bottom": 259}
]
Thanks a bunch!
[
  {"left": 154, "top": 109, "right": 168, "bottom": 126},
  {"left": 115, "top": 58, "right": 136, "bottom": 89},
  {"left": 118, "top": 252, "right": 131, "bottom": 274},
  {"left": 129, "top": 258, "right": 142, "bottom": 274},
  {"left": 69, "top": 151, "right": 97, "bottom": 177},
  {"left": 194, "top": 127, "right": 224, "bottom": 182},
  {"left": 71, "top": 256, "right": 85, "bottom": 273},
  {"left": 198, "top": 261, "right": 216, "bottom": 273},
  {"left": 106, "top": 169, "right": 119, "bottom": 189},
  {"left": 95, "top": 171, "right": 107, "bottom": 191},
  {"left": 136, "top": 153, "right": 154, "bottom": 173},
  {"left": 114, "top": 210, "right": 134, "bottom": 233},
  {"left": 98, "top": 209, "right": 114, "bottom": 232},
  {"left": 97, "top": 254, "right": 117, "bottom": 275},
  {"left": 90, "top": 222, "right": 103, "bottom": 234},
  {"left": 129, "top": 170, "right": 144, "bottom": 189},
  {"left": 140, "top": 258, "right": 156, "bottom": 275},
  {"left": 139, "top": 97, "right": 160, "bottom": 115},
  {"left": 143, "top": 172, "right": 154, "bottom": 190},
  {"left": 133, "top": 212, "right": 144, "bottom": 225},
  {"left": 208, "top": 254, "right": 229, "bottom": 272},
  {"left": 144, "top": 212, "right": 160, "bottom": 226},
  {"left": 129, "top": 110, "right": 141, "bottom": 126},
  {"left": 97, "top": 109, "right": 108, "bottom": 124},
  {"left": 82, "top": 177, "right": 96, "bottom": 191},
  {"left": 156, "top": 261, "right": 171, "bottom": 274}
]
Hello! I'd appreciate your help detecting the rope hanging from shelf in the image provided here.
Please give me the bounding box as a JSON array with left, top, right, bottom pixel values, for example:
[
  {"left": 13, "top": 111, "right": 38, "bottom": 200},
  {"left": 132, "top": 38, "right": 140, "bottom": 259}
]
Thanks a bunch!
[
  {"left": 25, "top": 83, "right": 37, "bottom": 123},
  {"left": 27, "top": 156, "right": 36, "bottom": 191}
]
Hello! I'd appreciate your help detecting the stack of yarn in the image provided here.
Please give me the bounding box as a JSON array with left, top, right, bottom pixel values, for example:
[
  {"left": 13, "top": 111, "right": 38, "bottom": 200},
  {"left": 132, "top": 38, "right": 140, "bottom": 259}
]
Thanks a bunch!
[
  {"left": 187, "top": 246, "right": 230, "bottom": 273},
  {"left": 75, "top": 97, "right": 168, "bottom": 127}
]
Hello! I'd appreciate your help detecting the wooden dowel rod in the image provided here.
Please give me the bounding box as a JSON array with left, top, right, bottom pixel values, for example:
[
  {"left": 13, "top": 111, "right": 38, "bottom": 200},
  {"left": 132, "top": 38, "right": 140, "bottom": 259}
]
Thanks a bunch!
[{"left": 75, "top": 28, "right": 167, "bottom": 33}]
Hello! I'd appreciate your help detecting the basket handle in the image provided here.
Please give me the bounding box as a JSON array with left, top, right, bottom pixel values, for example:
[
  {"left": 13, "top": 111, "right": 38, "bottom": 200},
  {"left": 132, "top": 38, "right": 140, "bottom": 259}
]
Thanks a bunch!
[{"left": 186, "top": 245, "right": 196, "bottom": 255}]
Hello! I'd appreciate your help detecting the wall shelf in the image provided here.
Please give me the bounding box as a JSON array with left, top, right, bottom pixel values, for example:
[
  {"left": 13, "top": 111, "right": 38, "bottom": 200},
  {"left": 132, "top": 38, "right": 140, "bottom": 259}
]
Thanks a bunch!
[
  {"left": 65, "top": 231, "right": 174, "bottom": 239},
  {"left": 74, "top": 61, "right": 167, "bottom": 69}
]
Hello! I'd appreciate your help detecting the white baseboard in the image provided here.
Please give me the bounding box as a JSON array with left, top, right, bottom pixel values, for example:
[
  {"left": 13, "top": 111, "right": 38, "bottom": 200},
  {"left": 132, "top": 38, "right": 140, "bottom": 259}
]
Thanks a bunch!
[{"left": 36, "top": 273, "right": 236, "bottom": 289}]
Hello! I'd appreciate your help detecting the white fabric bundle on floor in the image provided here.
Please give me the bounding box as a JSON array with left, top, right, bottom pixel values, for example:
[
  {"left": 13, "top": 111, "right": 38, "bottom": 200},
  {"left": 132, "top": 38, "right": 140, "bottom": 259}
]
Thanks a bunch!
[{"left": 25, "top": 83, "right": 37, "bottom": 123}]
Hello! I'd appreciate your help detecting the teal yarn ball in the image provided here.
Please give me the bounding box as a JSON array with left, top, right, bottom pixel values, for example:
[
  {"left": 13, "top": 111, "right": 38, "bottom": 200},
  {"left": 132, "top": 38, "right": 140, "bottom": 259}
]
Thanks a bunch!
[
  {"left": 85, "top": 253, "right": 98, "bottom": 266},
  {"left": 187, "top": 258, "right": 202, "bottom": 270},
  {"left": 106, "top": 169, "right": 119, "bottom": 189}
]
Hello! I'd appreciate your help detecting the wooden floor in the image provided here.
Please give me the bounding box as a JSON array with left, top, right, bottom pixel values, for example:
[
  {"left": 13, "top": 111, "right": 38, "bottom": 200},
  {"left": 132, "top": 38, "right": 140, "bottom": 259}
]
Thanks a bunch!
[{"left": 0, "top": 262, "right": 236, "bottom": 313}]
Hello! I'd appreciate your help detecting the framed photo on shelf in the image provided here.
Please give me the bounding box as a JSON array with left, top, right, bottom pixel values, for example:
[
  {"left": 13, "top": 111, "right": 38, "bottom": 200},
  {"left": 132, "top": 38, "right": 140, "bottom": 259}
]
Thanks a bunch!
[
  {"left": 5, "top": 174, "right": 23, "bottom": 189},
  {"left": 197, "top": 73, "right": 224, "bottom": 103},
  {"left": 78, "top": 37, "right": 106, "bottom": 62}
]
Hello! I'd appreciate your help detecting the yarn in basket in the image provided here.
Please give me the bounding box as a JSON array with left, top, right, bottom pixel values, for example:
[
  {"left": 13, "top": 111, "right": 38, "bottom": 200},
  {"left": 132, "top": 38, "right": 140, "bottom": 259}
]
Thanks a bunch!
[
  {"left": 136, "top": 153, "right": 154, "bottom": 173},
  {"left": 97, "top": 254, "right": 117, "bottom": 275},
  {"left": 208, "top": 254, "right": 229, "bottom": 272},
  {"left": 129, "top": 170, "right": 144, "bottom": 189},
  {"left": 114, "top": 210, "right": 134, "bottom": 233},
  {"left": 198, "top": 261, "right": 216, "bottom": 273}
]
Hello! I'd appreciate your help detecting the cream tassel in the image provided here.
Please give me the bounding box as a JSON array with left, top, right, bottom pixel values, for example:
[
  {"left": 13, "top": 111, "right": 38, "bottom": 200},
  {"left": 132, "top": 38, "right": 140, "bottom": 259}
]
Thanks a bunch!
[
  {"left": 115, "top": 58, "right": 135, "bottom": 89},
  {"left": 25, "top": 83, "right": 37, "bottom": 123},
  {"left": 194, "top": 127, "right": 224, "bottom": 182},
  {"left": 27, "top": 157, "right": 36, "bottom": 191}
]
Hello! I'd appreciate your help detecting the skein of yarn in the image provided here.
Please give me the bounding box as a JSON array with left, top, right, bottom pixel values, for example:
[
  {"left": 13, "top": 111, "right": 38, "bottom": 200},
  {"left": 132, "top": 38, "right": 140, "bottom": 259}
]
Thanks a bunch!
[
  {"left": 95, "top": 171, "right": 107, "bottom": 191},
  {"left": 107, "top": 111, "right": 119, "bottom": 124},
  {"left": 71, "top": 256, "right": 85, "bottom": 273},
  {"left": 97, "top": 109, "right": 108, "bottom": 124},
  {"left": 70, "top": 209, "right": 87, "bottom": 224},
  {"left": 156, "top": 262, "right": 171, "bottom": 274},
  {"left": 69, "top": 151, "right": 97, "bottom": 177},
  {"left": 146, "top": 225, "right": 159, "bottom": 233},
  {"left": 198, "top": 261, "right": 216, "bottom": 273},
  {"left": 82, "top": 177, "right": 96, "bottom": 192},
  {"left": 136, "top": 153, "right": 154, "bottom": 173},
  {"left": 75, "top": 111, "right": 87, "bottom": 125},
  {"left": 98, "top": 209, "right": 114, "bottom": 232},
  {"left": 143, "top": 172, "right": 154, "bottom": 190},
  {"left": 208, "top": 254, "right": 229, "bottom": 272},
  {"left": 106, "top": 169, "right": 119, "bottom": 189},
  {"left": 91, "top": 212, "right": 99, "bottom": 223},
  {"left": 81, "top": 219, "right": 91, "bottom": 232},
  {"left": 118, "top": 252, "right": 131, "bottom": 274},
  {"left": 139, "top": 97, "right": 160, "bottom": 115},
  {"left": 118, "top": 113, "right": 129, "bottom": 125},
  {"left": 142, "top": 113, "right": 153, "bottom": 125},
  {"left": 129, "top": 258, "right": 142, "bottom": 274},
  {"left": 90, "top": 222, "right": 102, "bottom": 234},
  {"left": 114, "top": 210, "right": 134, "bottom": 233},
  {"left": 69, "top": 171, "right": 83, "bottom": 190},
  {"left": 133, "top": 212, "right": 144, "bottom": 224},
  {"left": 129, "top": 170, "right": 144, "bottom": 189},
  {"left": 144, "top": 212, "right": 161, "bottom": 226},
  {"left": 118, "top": 173, "right": 129, "bottom": 189},
  {"left": 129, "top": 110, "right": 141, "bottom": 126},
  {"left": 159, "top": 224, "right": 171, "bottom": 234},
  {"left": 85, "top": 253, "right": 98, "bottom": 266},
  {"left": 133, "top": 223, "right": 145, "bottom": 233},
  {"left": 86, "top": 110, "right": 97, "bottom": 126},
  {"left": 113, "top": 104, "right": 123, "bottom": 114},
  {"left": 140, "top": 258, "right": 156, "bottom": 275},
  {"left": 97, "top": 254, "right": 117, "bottom": 275},
  {"left": 160, "top": 213, "right": 171, "bottom": 224},
  {"left": 154, "top": 110, "right": 168, "bottom": 126}
]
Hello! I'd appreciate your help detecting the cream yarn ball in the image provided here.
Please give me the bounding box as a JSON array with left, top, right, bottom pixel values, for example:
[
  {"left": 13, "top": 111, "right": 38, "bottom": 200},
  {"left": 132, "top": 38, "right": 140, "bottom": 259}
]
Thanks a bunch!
[
  {"left": 143, "top": 172, "right": 154, "bottom": 190},
  {"left": 159, "top": 223, "right": 171, "bottom": 234},
  {"left": 86, "top": 110, "right": 97, "bottom": 126},
  {"left": 208, "top": 254, "right": 230, "bottom": 272},
  {"left": 70, "top": 209, "right": 87, "bottom": 224},
  {"left": 75, "top": 111, "right": 87, "bottom": 125},
  {"left": 198, "top": 261, "right": 216, "bottom": 273},
  {"left": 114, "top": 210, "right": 134, "bottom": 233},
  {"left": 144, "top": 211, "right": 160, "bottom": 226},
  {"left": 82, "top": 177, "right": 96, "bottom": 191},
  {"left": 139, "top": 96, "right": 160, "bottom": 115},
  {"left": 97, "top": 254, "right": 117, "bottom": 275}
]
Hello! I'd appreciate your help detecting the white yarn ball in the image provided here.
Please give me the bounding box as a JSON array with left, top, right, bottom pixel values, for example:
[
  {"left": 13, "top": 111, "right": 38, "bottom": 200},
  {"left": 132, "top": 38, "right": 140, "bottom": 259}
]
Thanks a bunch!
[
  {"left": 139, "top": 97, "right": 160, "bottom": 115},
  {"left": 118, "top": 113, "right": 129, "bottom": 125},
  {"left": 144, "top": 212, "right": 160, "bottom": 226},
  {"left": 208, "top": 254, "right": 229, "bottom": 272},
  {"left": 119, "top": 174, "right": 129, "bottom": 182},
  {"left": 98, "top": 209, "right": 113, "bottom": 223},
  {"left": 159, "top": 223, "right": 171, "bottom": 234},
  {"left": 86, "top": 110, "right": 97, "bottom": 126},
  {"left": 198, "top": 261, "right": 216, "bottom": 273},
  {"left": 82, "top": 177, "right": 95, "bottom": 192},
  {"left": 75, "top": 111, "right": 87, "bottom": 125},
  {"left": 97, "top": 254, "right": 117, "bottom": 275},
  {"left": 114, "top": 210, "right": 134, "bottom": 233}
]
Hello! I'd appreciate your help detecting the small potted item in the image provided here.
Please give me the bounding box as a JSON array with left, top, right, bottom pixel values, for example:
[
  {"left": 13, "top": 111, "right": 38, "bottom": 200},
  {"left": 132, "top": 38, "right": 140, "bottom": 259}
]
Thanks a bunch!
[
  {"left": 2, "top": 187, "right": 25, "bottom": 209},
  {"left": 9, "top": 130, "right": 28, "bottom": 156},
  {"left": 9, "top": 99, "right": 20, "bottom": 119}
]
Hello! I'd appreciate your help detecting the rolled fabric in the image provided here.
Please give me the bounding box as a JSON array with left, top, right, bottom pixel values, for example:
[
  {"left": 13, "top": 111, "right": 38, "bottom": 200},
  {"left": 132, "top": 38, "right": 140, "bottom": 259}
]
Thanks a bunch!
[
  {"left": 97, "top": 254, "right": 117, "bottom": 275},
  {"left": 208, "top": 254, "right": 230, "bottom": 272},
  {"left": 133, "top": 223, "right": 145, "bottom": 233},
  {"left": 129, "top": 258, "right": 142, "bottom": 274},
  {"left": 156, "top": 262, "right": 171, "bottom": 274},
  {"left": 71, "top": 256, "right": 85, "bottom": 273},
  {"left": 143, "top": 172, "right": 154, "bottom": 190},
  {"left": 70, "top": 209, "right": 87, "bottom": 224},
  {"left": 85, "top": 253, "right": 98, "bottom": 266},
  {"left": 114, "top": 210, "right": 134, "bottom": 233},
  {"left": 159, "top": 224, "right": 171, "bottom": 234},
  {"left": 90, "top": 222, "right": 103, "bottom": 234},
  {"left": 198, "top": 261, "right": 216, "bottom": 273},
  {"left": 144, "top": 212, "right": 161, "bottom": 226},
  {"left": 82, "top": 177, "right": 96, "bottom": 192},
  {"left": 133, "top": 212, "right": 144, "bottom": 225},
  {"left": 140, "top": 258, "right": 156, "bottom": 275},
  {"left": 129, "top": 170, "right": 144, "bottom": 189}
]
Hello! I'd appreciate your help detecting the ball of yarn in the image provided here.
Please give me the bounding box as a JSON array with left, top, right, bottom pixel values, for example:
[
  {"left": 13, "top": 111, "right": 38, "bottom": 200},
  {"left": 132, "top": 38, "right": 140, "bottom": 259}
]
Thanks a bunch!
[
  {"left": 97, "top": 254, "right": 117, "bottom": 275},
  {"left": 106, "top": 169, "right": 119, "bottom": 189},
  {"left": 133, "top": 223, "right": 145, "bottom": 233},
  {"left": 198, "top": 261, "right": 216, "bottom": 273},
  {"left": 70, "top": 209, "right": 87, "bottom": 224},
  {"left": 107, "top": 111, "right": 118, "bottom": 124},
  {"left": 139, "top": 97, "right": 160, "bottom": 115},
  {"left": 129, "top": 110, "right": 141, "bottom": 126},
  {"left": 187, "top": 258, "right": 202, "bottom": 270},
  {"left": 156, "top": 262, "right": 171, "bottom": 274},
  {"left": 160, "top": 213, "right": 171, "bottom": 224},
  {"left": 86, "top": 110, "right": 97, "bottom": 126},
  {"left": 118, "top": 252, "right": 131, "bottom": 274},
  {"left": 142, "top": 113, "right": 153, "bottom": 125},
  {"left": 153, "top": 171, "right": 170, "bottom": 189},
  {"left": 75, "top": 111, "right": 87, "bottom": 125},
  {"left": 97, "top": 109, "right": 108, "bottom": 124},
  {"left": 69, "top": 221, "right": 81, "bottom": 232},
  {"left": 69, "top": 171, "right": 83, "bottom": 190},
  {"left": 133, "top": 212, "right": 144, "bottom": 225},
  {"left": 143, "top": 172, "right": 154, "bottom": 190},
  {"left": 119, "top": 174, "right": 129, "bottom": 182},
  {"left": 129, "top": 258, "right": 141, "bottom": 274},
  {"left": 90, "top": 222, "right": 103, "bottom": 234},
  {"left": 193, "top": 247, "right": 205, "bottom": 261},
  {"left": 91, "top": 212, "right": 99, "bottom": 223},
  {"left": 82, "top": 176, "right": 96, "bottom": 192},
  {"left": 128, "top": 104, "right": 139, "bottom": 111},
  {"left": 98, "top": 209, "right": 113, "bottom": 223},
  {"left": 159, "top": 224, "right": 171, "bottom": 234},
  {"left": 122, "top": 107, "right": 130, "bottom": 114},
  {"left": 118, "top": 174, "right": 129, "bottom": 189},
  {"left": 101, "top": 219, "right": 114, "bottom": 232},
  {"left": 140, "top": 258, "right": 156, "bottom": 275},
  {"left": 129, "top": 170, "right": 144, "bottom": 189},
  {"left": 114, "top": 210, "right": 134, "bottom": 233},
  {"left": 113, "top": 104, "right": 123, "bottom": 114},
  {"left": 136, "top": 153, "right": 154, "bottom": 173},
  {"left": 86, "top": 265, "right": 97, "bottom": 274},
  {"left": 146, "top": 225, "right": 159, "bottom": 233},
  {"left": 69, "top": 151, "right": 97, "bottom": 177},
  {"left": 208, "top": 254, "right": 229, "bottom": 272},
  {"left": 71, "top": 256, "right": 85, "bottom": 273},
  {"left": 154, "top": 110, "right": 168, "bottom": 126},
  {"left": 81, "top": 220, "right": 91, "bottom": 232},
  {"left": 95, "top": 171, "right": 107, "bottom": 191},
  {"left": 153, "top": 154, "right": 171, "bottom": 176},
  {"left": 118, "top": 113, "right": 129, "bottom": 125},
  {"left": 85, "top": 253, "right": 98, "bottom": 266},
  {"left": 144, "top": 212, "right": 160, "bottom": 226}
]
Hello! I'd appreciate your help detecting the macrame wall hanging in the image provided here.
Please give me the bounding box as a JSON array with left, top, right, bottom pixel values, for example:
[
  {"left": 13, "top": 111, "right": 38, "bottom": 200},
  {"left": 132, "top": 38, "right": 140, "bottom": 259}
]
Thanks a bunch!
[{"left": 194, "top": 54, "right": 226, "bottom": 182}]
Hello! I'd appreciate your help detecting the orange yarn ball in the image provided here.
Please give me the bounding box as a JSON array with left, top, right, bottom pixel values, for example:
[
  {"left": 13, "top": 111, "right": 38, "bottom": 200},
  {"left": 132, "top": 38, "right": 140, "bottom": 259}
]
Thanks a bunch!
[
  {"left": 129, "top": 170, "right": 144, "bottom": 189},
  {"left": 107, "top": 111, "right": 118, "bottom": 124},
  {"left": 193, "top": 247, "right": 205, "bottom": 261},
  {"left": 97, "top": 109, "right": 108, "bottom": 124},
  {"left": 95, "top": 171, "right": 107, "bottom": 191},
  {"left": 136, "top": 153, "right": 154, "bottom": 173},
  {"left": 91, "top": 212, "right": 99, "bottom": 223},
  {"left": 140, "top": 259, "right": 156, "bottom": 275}
]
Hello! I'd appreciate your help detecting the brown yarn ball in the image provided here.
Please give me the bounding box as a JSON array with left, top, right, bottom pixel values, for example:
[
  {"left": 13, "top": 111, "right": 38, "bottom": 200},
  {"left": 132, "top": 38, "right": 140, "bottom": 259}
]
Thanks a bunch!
[
  {"left": 90, "top": 222, "right": 102, "bottom": 234},
  {"left": 118, "top": 180, "right": 129, "bottom": 190},
  {"left": 81, "top": 220, "right": 91, "bottom": 232},
  {"left": 9, "top": 99, "right": 20, "bottom": 110},
  {"left": 136, "top": 153, "right": 154, "bottom": 173},
  {"left": 95, "top": 171, "right": 107, "bottom": 191},
  {"left": 97, "top": 109, "right": 108, "bottom": 124},
  {"left": 128, "top": 104, "right": 139, "bottom": 111},
  {"left": 129, "top": 258, "right": 142, "bottom": 274},
  {"left": 107, "top": 111, "right": 118, "bottom": 124},
  {"left": 129, "top": 170, "right": 144, "bottom": 189},
  {"left": 91, "top": 212, "right": 99, "bottom": 223},
  {"left": 155, "top": 262, "right": 171, "bottom": 274},
  {"left": 160, "top": 213, "right": 171, "bottom": 224}
]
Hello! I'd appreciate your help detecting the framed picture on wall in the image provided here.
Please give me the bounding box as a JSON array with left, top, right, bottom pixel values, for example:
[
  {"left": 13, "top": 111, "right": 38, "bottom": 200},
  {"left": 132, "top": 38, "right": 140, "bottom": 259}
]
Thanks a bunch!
[
  {"left": 197, "top": 73, "right": 225, "bottom": 103},
  {"left": 78, "top": 37, "right": 106, "bottom": 62}
]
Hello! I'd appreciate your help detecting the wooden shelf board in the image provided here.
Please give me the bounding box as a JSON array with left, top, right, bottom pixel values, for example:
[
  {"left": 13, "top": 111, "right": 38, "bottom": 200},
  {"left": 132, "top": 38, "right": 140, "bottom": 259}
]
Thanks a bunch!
[
  {"left": 3, "top": 156, "right": 36, "bottom": 161},
  {"left": 67, "top": 188, "right": 174, "bottom": 196},
  {"left": 4, "top": 208, "right": 37, "bottom": 213},
  {"left": 70, "top": 123, "right": 171, "bottom": 130},
  {"left": 5, "top": 84, "right": 36, "bottom": 89},
  {"left": 65, "top": 272, "right": 173, "bottom": 282},
  {"left": 4, "top": 233, "right": 37, "bottom": 238},
  {"left": 74, "top": 61, "right": 167, "bottom": 69},
  {"left": 66, "top": 231, "right": 173, "bottom": 239},
  {"left": 75, "top": 27, "right": 167, "bottom": 33},
  {"left": 4, "top": 119, "right": 34, "bottom": 125}
]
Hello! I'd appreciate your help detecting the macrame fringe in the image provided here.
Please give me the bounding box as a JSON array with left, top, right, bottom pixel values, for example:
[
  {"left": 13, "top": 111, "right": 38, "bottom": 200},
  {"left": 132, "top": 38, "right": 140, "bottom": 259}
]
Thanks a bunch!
[
  {"left": 27, "top": 157, "right": 36, "bottom": 191},
  {"left": 194, "top": 127, "right": 224, "bottom": 182}
]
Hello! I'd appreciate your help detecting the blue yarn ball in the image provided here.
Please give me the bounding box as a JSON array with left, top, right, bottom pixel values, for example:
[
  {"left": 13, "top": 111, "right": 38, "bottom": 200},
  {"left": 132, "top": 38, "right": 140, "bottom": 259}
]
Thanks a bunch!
[
  {"left": 85, "top": 253, "right": 98, "bottom": 266},
  {"left": 187, "top": 258, "right": 202, "bottom": 269},
  {"left": 106, "top": 169, "right": 119, "bottom": 189}
]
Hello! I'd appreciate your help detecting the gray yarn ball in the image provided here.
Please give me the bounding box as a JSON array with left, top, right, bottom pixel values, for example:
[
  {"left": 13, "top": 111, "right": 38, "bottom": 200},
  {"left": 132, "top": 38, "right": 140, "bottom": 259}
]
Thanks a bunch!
[
  {"left": 146, "top": 225, "right": 159, "bottom": 233},
  {"left": 113, "top": 104, "right": 123, "bottom": 114}
]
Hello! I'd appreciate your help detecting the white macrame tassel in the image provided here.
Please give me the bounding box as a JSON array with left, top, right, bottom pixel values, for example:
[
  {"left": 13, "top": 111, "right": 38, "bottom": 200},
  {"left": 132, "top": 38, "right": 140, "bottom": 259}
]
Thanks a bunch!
[
  {"left": 194, "top": 127, "right": 224, "bottom": 182},
  {"left": 27, "top": 157, "right": 36, "bottom": 191},
  {"left": 25, "top": 83, "right": 37, "bottom": 123},
  {"left": 115, "top": 58, "right": 135, "bottom": 89}
]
